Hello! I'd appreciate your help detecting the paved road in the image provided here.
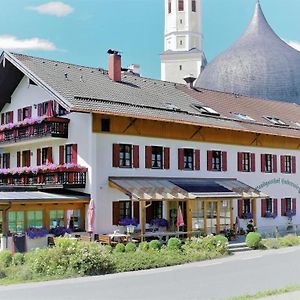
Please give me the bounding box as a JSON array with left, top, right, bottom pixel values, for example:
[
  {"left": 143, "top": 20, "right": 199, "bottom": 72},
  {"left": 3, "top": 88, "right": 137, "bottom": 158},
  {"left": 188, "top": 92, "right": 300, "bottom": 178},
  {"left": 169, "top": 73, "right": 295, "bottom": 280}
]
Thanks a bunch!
[{"left": 1, "top": 246, "right": 300, "bottom": 300}]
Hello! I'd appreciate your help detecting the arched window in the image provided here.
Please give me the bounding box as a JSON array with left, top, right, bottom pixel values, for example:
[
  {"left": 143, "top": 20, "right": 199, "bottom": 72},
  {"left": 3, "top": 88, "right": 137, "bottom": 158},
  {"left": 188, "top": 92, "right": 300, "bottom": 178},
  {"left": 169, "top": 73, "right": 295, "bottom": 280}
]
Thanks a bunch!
[
  {"left": 192, "top": 0, "right": 196, "bottom": 12},
  {"left": 168, "top": 0, "right": 172, "bottom": 13},
  {"left": 178, "top": 0, "right": 184, "bottom": 11}
]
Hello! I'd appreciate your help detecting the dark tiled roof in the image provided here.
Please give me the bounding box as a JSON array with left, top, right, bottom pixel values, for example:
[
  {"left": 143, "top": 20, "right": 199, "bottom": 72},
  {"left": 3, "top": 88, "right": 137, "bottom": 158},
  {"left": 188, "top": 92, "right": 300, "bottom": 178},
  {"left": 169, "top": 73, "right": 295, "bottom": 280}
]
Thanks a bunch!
[{"left": 8, "top": 52, "right": 300, "bottom": 139}]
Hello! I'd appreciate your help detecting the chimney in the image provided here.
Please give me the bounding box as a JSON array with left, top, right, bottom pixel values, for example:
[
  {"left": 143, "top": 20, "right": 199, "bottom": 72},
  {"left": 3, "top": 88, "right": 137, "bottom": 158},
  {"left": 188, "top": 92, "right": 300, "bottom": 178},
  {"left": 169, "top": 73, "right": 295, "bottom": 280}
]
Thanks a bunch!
[
  {"left": 183, "top": 74, "right": 196, "bottom": 89},
  {"left": 107, "top": 49, "right": 121, "bottom": 82}
]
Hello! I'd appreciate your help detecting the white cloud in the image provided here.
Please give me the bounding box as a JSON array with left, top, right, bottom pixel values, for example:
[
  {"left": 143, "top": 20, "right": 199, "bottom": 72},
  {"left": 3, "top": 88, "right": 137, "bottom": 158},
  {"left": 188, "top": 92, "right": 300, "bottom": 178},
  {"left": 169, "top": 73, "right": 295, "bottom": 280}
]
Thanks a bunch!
[
  {"left": 0, "top": 35, "right": 56, "bottom": 51},
  {"left": 28, "top": 2, "right": 74, "bottom": 17},
  {"left": 287, "top": 40, "right": 300, "bottom": 52}
]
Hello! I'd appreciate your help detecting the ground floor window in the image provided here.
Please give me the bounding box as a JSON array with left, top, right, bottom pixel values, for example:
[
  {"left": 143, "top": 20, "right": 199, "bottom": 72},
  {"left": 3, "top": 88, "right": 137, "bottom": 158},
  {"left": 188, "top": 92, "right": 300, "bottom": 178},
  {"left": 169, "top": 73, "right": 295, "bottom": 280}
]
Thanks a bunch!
[
  {"left": 50, "top": 210, "right": 65, "bottom": 228},
  {"left": 119, "top": 201, "right": 132, "bottom": 220},
  {"left": 68, "top": 209, "right": 81, "bottom": 231},
  {"left": 192, "top": 201, "right": 204, "bottom": 231},
  {"left": 27, "top": 211, "right": 43, "bottom": 228},
  {"left": 8, "top": 211, "right": 25, "bottom": 233}
]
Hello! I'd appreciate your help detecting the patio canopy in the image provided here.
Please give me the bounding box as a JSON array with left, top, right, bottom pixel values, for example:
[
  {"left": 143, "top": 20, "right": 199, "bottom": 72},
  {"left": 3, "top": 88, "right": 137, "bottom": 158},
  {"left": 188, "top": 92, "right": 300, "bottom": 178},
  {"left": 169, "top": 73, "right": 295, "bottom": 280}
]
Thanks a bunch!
[
  {"left": 0, "top": 190, "right": 90, "bottom": 205},
  {"left": 109, "top": 177, "right": 267, "bottom": 200}
]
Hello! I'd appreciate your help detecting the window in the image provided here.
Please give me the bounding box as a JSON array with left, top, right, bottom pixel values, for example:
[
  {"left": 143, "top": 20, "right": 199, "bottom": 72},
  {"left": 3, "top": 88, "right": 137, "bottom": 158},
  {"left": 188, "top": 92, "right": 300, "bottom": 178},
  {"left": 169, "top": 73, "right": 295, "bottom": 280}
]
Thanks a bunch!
[
  {"left": 151, "top": 146, "right": 163, "bottom": 169},
  {"left": 22, "top": 150, "right": 31, "bottom": 167},
  {"left": 180, "top": 40, "right": 183, "bottom": 46},
  {"left": 184, "top": 149, "right": 194, "bottom": 170},
  {"left": 168, "top": 0, "right": 171, "bottom": 13},
  {"left": 238, "top": 199, "right": 253, "bottom": 219},
  {"left": 238, "top": 152, "right": 255, "bottom": 172},
  {"left": 266, "top": 198, "right": 273, "bottom": 213},
  {"left": 1, "top": 111, "right": 13, "bottom": 125},
  {"left": 119, "top": 201, "right": 132, "bottom": 220},
  {"left": 57, "top": 104, "right": 67, "bottom": 116},
  {"left": 212, "top": 151, "right": 221, "bottom": 171},
  {"left": 192, "top": 0, "right": 196, "bottom": 12},
  {"left": 65, "top": 144, "right": 72, "bottom": 164},
  {"left": 41, "top": 102, "right": 48, "bottom": 116},
  {"left": 68, "top": 209, "right": 81, "bottom": 231},
  {"left": 285, "top": 198, "right": 292, "bottom": 213},
  {"left": 281, "top": 198, "right": 296, "bottom": 217},
  {"left": 23, "top": 107, "right": 30, "bottom": 120},
  {"left": 119, "top": 144, "right": 132, "bottom": 167},
  {"left": 27, "top": 211, "right": 43, "bottom": 228},
  {"left": 8, "top": 211, "right": 25, "bottom": 233},
  {"left": 178, "top": 0, "right": 184, "bottom": 11},
  {"left": 281, "top": 155, "right": 296, "bottom": 174},
  {"left": 101, "top": 118, "right": 110, "bottom": 132},
  {"left": 42, "top": 148, "right": 48, "bottom": 165},
  {"left": 2, "top": 153, "right": 10, "bottom": 169},
  {"left": 193, "top": 104, "right": 220, "bottom": 116},
  {"left": 261, "top": 154, "right": 277, "bottom": 173},
  {"left": 179, "top": 65, "right": 182, "bottom": 71},
  {"left": 50, "top": 210, "right": 64, "bottom": 228},
  {"left": 233, "top": 112, "right": 255, "bottom": 121},
  {"left": 244, "top": 199, "right": 251, "bottom": 214},
  {"left": 153, "top": 201, "right": 163, "bottom": 219},
  {"left": 265, "top": 116, "right": 287, "bottom": 126}
]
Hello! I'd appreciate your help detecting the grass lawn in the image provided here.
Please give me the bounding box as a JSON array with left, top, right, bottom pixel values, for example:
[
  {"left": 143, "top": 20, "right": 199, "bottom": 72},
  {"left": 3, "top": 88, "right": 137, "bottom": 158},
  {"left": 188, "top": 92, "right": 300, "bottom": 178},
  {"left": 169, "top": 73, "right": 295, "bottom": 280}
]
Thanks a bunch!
[{"left": 228, "top": 284, "right": 300, "bottom": 300}]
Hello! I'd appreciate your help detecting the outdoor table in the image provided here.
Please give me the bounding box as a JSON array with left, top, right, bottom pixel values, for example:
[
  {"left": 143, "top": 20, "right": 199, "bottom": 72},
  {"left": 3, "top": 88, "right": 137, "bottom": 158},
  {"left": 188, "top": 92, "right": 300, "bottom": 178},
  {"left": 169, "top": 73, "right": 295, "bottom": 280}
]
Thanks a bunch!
[{"left": 108, "top": 233, "right": 129, "bottom": 243}]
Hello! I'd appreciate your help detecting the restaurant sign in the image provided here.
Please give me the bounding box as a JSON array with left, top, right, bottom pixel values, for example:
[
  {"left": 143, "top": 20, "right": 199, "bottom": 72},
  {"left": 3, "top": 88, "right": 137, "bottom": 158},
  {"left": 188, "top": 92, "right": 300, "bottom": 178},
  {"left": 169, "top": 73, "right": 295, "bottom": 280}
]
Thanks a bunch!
[{"left": 255, "top": 178, "right": 300, "bottom": 194}]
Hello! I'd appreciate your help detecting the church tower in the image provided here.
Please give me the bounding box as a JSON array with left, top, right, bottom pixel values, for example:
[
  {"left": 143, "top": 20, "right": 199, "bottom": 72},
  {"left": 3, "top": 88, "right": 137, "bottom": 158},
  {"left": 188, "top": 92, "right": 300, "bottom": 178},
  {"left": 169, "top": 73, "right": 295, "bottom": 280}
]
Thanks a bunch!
[{"left": 160, "top": 0, "right": 206, "bottom": 84}]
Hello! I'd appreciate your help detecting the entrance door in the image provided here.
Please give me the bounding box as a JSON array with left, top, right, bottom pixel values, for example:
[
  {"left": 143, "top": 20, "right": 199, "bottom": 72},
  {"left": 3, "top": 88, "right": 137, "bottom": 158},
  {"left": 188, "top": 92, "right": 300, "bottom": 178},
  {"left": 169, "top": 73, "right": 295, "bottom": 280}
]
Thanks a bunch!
[{"left": 206, "top": 201, "right": 218, "bottom": 234}]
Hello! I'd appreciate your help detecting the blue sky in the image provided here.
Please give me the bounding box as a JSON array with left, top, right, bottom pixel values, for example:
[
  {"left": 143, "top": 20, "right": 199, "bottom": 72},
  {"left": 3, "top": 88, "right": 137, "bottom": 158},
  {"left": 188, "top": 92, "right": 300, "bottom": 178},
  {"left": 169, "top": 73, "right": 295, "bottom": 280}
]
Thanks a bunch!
[{"left": 0, "top": 0, "right": 299, "bottom": 79}]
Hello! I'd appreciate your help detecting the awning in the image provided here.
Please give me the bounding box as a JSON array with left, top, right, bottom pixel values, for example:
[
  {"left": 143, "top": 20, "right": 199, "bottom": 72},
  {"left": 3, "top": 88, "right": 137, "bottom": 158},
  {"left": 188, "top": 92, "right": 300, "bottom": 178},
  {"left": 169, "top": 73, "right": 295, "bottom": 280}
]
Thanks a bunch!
[
  {"left": 109, "top": 177, "right": 267, "bottom": 200},
  {"left": 0, "top": 191, "right": 90, "bottom": 205}
]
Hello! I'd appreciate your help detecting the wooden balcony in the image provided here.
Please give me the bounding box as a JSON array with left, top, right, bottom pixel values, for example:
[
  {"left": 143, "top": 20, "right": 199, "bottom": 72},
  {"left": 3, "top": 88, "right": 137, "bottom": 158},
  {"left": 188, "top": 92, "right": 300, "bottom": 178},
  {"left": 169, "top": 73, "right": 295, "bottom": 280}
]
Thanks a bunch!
[
  {"left": 0, "top": 169, "right": 87, "bottom": 188},
  {"left": 0, "top": 117, "right": 69, "bottom": 145}
]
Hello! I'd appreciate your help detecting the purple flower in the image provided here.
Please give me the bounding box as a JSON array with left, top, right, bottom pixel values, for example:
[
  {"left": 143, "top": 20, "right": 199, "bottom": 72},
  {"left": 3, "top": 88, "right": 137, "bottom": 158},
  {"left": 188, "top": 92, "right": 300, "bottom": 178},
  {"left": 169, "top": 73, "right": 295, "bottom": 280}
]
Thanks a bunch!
[
  {"left": 150, "top": 218, "right": 168, "bottom": 227},
  {"left": 26, "top": 227, "right": 49, "bottom": 239},
  {"left": 49, "top": 226, "right": 72, "bottom": 237},
  {"left": 119, "top": 218, "right": 138, "bottom": 226}
]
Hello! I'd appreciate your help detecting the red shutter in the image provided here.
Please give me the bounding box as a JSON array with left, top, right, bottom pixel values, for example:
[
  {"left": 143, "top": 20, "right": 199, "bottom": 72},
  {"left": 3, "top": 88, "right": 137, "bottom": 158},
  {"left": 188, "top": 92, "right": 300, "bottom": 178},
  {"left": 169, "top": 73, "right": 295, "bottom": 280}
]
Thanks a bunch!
[
  {"left": 280, "top": 156, "right": 285, "bottom": 173},
  {"left": 17, "top": 109, "right": 22, "bottom": 122},
  {"left": 163, "top": 147, "right": 170, "bottom": 169},
  {"left": 292, "top": 156, "right": 296, "bottom": 174},
  {"left": 261, "top": 199, "right": 267, "bottom": 217},
  {"left": 112, "top": 144, "right": 119, "bottom": 167},
  {"left": 194, "top": 149, "right": 200, "bottom": 170},
  {"left": 281, "top": 198, "right": 286, "bottom": 216},
  {"left": 37, "top": 148, "right": 41, "bottom": 166},
  {"left": 292, "top": 198, "right": 297, "bottom": 215},
  {"left": 261, "top": 154, "right": 266, "bottom": 172},
  {"left": 237, "top": 152, "right": 243, "bottom": 172},
  {"left": 132, "top": 145, "right": 139, "bottom": 168},
  {"left": 222, "top": 151, "right": 227, "bottom": 171},
  {"left": 28, "top": 106, "right": 32, "bottom": 118},
  {"left": 1, "top": 113, "right": 4, "bottom": 125},
  {"left": 47, "top": 147, "right": 53, "bottom": 164},
  {"left": 273, "top": 155, "right": 277, "bottom": 173},
  {"left": 71, "top": 144, "right": 77, "bottom": 164},
  {"left": 10, "top": 111, "right": 13, "bottom": 123},
  {"left": 17, "top": 151, "right": 21, "bottom": 167},
  {"left": 207, "top": 151, "right": 213, "bottom": 171},
  {"left": 145, "top": 146, "right": 152, "bottom": 168},
  {"left": 112, "top": 202, "right": 120, "bottom": 225},
  {"left": 238, "top": 199, "right": 243, "bottom": 218},
  {"left": 178, "top": 148, "right": 184, "bottom": 170},
  {"left": 59, "top": 145, "right": 65, "bottom": 165},
  {"left": 273, "top": 198, "right": 278, "bottom": 217},
  {"left": 37, "top": 103, "right": 42, "bottom": 116},
  {"left": 251, "top": 153, "right": 256, "bottom": 172}
]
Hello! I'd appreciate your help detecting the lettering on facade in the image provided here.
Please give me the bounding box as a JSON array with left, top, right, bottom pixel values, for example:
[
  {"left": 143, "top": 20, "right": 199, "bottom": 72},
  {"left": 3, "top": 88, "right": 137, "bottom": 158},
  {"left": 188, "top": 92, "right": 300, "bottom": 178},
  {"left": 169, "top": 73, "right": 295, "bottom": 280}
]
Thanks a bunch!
[{"left": 255, "top": 178, "right": 300, "bottom": 194}]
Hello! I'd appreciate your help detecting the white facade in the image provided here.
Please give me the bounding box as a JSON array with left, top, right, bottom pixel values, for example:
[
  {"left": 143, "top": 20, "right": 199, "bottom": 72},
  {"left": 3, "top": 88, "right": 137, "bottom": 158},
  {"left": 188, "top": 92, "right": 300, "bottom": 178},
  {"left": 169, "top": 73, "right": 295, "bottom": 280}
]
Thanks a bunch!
[{"left": 161, "top": 0, "right": 206, "bottom": 83}]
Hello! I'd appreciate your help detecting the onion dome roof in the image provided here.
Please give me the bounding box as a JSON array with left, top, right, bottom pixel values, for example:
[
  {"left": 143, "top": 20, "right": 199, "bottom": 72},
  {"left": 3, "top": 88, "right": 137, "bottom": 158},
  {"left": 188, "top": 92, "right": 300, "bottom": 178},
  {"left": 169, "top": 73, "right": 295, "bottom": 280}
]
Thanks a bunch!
[{"left": 195, "top": 2, "right": 300, "bottom": 104}]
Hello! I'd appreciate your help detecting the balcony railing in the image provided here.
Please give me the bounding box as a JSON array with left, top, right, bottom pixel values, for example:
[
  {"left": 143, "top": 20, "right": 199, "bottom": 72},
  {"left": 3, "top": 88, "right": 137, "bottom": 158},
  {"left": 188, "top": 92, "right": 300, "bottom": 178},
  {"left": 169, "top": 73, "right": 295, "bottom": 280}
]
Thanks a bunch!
[
  {"left": 0, "top": 165, "right": 87, "bottom": 188},
  {"left": 0, "top": 117, "right": 69, "bottom": 144}
]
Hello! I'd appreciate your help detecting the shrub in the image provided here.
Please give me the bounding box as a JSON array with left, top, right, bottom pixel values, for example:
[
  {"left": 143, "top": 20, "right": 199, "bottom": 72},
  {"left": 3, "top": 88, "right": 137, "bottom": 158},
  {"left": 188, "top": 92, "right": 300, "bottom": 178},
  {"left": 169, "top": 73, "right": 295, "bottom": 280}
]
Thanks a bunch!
[
  {"left": 125, "top": 242, "right": 137, "bottom": 253},
  {"left": 138, "top": 241, "right": 149, "bottom": 251},
  {"left": 0, "top": 250, "right": 12, "bottom": 268},
  {"left": 0, "top": 266, "right": 6, "bottom": 279},
  {"left": 114, "top": 243, "right": 125, "bottom": 253},
  {"left": 13, "top": 253, "right": 25, "bottom": 266},
  {"left": 246, "top": 232, "right": 262, "bottom": 249},
  {"left": 167, "top": 238, "right": 182, "bottom": 251},
  {"left": 278, "top": 235, "right": 300, "bottom": 247},
  {"left": 149, "top": 240, "right": 161, "bottom": 250},
  {"left": 5, "top": 265, "right": 33, "bottom": 281},
  {"left": 105, "top": 245, "right": 113, "bottom": 253}
]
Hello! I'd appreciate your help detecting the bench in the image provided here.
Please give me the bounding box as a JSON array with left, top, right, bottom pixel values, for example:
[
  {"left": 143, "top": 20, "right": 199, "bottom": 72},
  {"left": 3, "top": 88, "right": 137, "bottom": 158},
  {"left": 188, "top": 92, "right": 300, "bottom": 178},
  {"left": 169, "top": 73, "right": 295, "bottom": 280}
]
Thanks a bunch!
[{"left": 97, "top": 235, "right": 117, "bottom": 246}]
